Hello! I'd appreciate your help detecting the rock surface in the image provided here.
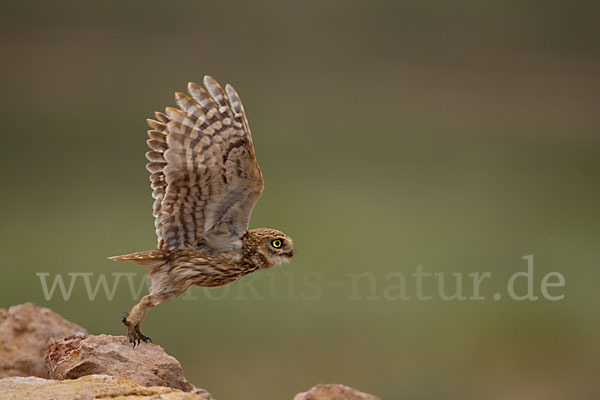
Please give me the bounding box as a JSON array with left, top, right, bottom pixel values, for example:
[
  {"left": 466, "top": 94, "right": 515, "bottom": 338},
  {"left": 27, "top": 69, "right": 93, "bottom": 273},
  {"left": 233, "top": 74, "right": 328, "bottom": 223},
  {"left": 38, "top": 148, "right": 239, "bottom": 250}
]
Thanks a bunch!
[
  {"left": 294, "top": 383, "right": 380, "bottom": 400},
  {"left": 45, "top": 334, "right": 194, "bottom": 392},
  {"left": 0, "top": 374, "right": 211, "bottom": 399},
  {"left": 0, "top": 302, "right": 87, "bottom": 378}
]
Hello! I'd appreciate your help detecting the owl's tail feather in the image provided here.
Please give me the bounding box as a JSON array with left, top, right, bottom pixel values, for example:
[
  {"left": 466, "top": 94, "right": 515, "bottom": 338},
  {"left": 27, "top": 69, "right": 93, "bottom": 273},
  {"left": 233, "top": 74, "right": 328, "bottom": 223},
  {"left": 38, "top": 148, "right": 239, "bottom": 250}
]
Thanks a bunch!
[{"left": 108, "top": 250, "right": 168, "bottom": 268}]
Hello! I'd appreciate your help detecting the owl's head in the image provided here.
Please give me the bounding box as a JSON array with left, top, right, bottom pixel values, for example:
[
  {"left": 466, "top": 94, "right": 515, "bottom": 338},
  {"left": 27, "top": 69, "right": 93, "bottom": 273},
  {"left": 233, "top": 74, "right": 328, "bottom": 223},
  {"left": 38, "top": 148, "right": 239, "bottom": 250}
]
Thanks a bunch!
[{"left": 243, "top": 228, "right": 295, "bottom": 269}]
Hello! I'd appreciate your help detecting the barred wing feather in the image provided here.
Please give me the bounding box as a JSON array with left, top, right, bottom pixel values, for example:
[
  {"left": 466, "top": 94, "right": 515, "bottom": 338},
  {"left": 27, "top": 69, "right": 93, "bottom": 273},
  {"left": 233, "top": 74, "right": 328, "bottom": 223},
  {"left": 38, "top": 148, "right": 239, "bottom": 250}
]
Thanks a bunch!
[{"left": 145, "top": 76, "right": 264, "bottom": 251}]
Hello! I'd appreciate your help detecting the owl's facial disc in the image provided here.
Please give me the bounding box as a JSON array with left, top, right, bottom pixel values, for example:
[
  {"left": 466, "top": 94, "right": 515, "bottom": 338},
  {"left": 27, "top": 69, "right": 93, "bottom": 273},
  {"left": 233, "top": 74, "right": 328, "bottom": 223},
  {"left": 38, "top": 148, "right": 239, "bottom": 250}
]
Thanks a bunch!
[
  {"left": 264, "top": 235, "right": 294, "bottom": 267},
  {"left": 243, "top": 228, "right": 295, "bottom": 269}
]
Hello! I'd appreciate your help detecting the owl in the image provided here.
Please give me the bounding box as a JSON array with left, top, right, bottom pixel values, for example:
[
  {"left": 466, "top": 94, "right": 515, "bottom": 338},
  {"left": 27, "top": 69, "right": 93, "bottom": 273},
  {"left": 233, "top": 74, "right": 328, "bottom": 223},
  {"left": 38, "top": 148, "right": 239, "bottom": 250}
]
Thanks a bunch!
[{"left": 110, "top": 76, "right": 295, "bottom": 346}]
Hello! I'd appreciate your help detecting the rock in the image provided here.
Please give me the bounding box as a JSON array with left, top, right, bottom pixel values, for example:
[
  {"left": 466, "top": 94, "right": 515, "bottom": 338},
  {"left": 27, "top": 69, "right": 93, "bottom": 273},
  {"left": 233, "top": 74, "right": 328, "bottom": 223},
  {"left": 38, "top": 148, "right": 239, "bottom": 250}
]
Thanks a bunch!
[
  {"left": 0, "top": 303, "right": 87, "bottom": 378},
  {"left": 45, "top": 334, "right": 195, "bottom": 392},
  {"left": 294, "top": 383, "right": 380, "bottom": 400},
  {"left": 0, "top": 374, "right": 211, "bottom": 399}
]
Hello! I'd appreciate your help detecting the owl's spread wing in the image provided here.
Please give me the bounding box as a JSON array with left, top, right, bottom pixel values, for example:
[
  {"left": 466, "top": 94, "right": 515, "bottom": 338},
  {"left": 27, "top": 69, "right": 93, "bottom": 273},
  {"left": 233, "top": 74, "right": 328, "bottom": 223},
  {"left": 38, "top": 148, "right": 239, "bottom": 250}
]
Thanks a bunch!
[{"left": 146, "top": 76, "right": 264, "bottom": 251}]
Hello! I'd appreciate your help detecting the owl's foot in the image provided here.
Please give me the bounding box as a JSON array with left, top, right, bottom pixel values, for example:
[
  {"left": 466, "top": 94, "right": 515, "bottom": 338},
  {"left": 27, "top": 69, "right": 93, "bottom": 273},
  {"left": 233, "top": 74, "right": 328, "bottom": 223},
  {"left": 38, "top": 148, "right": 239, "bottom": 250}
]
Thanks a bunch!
[{"left": 122, "top": 312, "right": 152, "bottom": 348}]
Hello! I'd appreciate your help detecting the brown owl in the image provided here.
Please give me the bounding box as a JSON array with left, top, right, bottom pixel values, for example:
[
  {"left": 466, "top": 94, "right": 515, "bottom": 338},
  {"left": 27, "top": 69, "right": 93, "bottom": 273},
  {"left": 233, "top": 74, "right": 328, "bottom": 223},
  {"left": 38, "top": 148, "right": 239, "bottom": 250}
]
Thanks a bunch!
[{"left": 110, "top": 76, "right": 295, "bottom": 346}]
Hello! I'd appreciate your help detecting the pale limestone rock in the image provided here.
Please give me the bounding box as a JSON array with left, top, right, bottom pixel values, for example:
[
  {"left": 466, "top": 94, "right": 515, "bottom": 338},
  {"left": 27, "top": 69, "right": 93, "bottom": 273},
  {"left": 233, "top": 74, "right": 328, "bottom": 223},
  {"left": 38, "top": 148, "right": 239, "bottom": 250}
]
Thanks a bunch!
[{"left": 0, "top": 374, "right": 211, "bottom": 399}]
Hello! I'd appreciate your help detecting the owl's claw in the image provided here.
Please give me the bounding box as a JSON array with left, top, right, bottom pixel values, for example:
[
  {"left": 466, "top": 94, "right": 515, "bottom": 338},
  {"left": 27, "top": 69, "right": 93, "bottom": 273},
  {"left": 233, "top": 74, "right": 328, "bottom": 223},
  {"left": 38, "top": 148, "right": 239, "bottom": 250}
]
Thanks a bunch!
[
  {"left": 135, "top": 324, "right": 152, "bottom": 344},
  {"left": 121, "top": 313, "right": 151, "bottom": 348}
]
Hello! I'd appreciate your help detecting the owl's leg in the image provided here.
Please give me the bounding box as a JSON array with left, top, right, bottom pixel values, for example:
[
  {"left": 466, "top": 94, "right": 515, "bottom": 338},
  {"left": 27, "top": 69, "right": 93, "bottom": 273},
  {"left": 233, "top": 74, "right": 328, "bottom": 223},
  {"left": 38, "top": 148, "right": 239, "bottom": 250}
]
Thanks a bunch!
[
  {"left": 122, "top": 285, "right": 188, "bottom": 347},
  {"left": 122, "top": 294, "right": 155, "bottom": 346}
]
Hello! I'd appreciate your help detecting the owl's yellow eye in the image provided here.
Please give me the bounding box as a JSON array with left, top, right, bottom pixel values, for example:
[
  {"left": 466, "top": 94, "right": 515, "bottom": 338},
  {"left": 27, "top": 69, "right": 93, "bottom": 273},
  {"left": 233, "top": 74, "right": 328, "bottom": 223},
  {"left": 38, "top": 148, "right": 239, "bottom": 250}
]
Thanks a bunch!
[{"left": 271, "top": 239, "right": 283, "bottom": 248}]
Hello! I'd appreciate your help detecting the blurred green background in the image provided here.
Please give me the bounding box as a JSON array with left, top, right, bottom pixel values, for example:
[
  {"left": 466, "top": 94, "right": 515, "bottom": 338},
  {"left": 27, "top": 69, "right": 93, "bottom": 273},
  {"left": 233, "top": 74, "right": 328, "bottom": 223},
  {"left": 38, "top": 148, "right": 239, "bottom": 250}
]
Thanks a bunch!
[{"left": 1, "top": 1, "right": 599, "bottom": 399}]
